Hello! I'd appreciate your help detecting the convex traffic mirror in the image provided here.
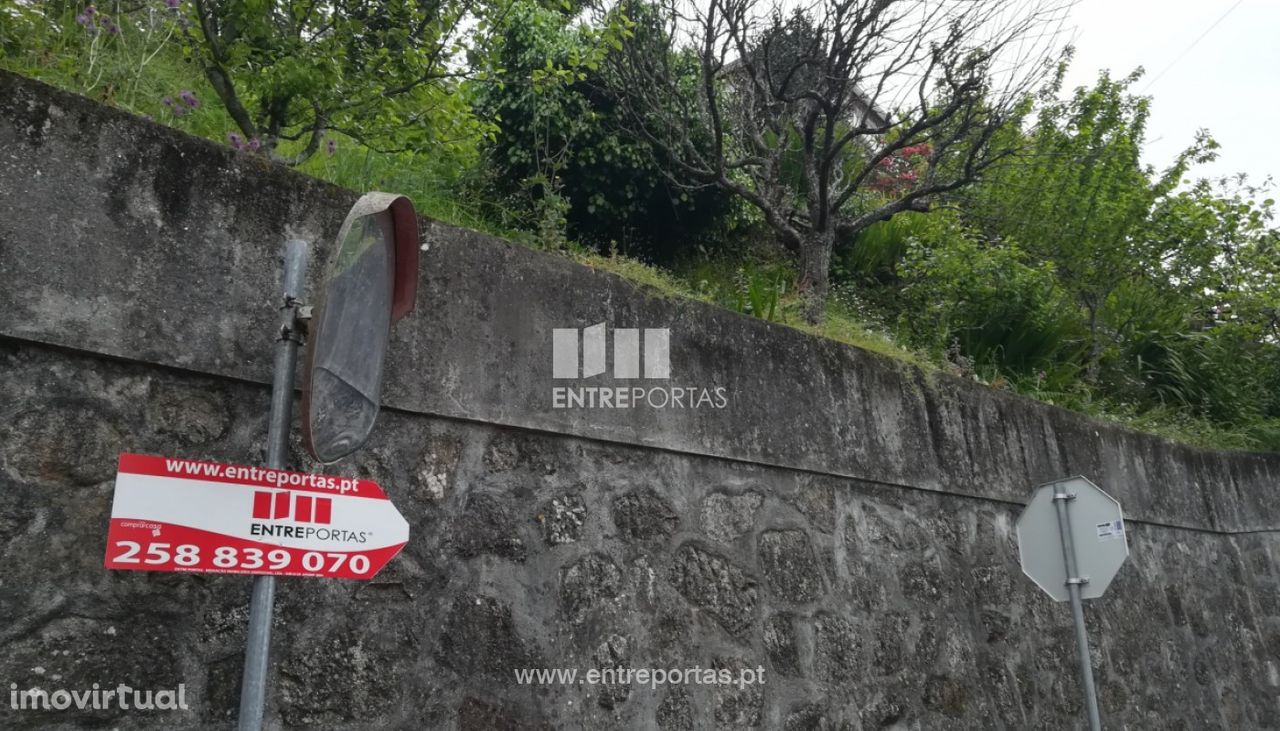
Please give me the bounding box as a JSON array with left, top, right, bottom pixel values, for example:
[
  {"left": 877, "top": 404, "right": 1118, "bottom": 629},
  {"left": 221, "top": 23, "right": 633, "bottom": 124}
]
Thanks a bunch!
[{"left": 302, "top": 192, "right": 418, "bottom": 463}]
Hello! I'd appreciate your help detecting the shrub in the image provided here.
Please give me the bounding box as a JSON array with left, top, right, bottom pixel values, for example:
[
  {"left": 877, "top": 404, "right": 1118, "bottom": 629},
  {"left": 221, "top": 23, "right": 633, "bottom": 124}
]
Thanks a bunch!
[{"left": 470, "top": 0, "right": 733, "bottom": 259}]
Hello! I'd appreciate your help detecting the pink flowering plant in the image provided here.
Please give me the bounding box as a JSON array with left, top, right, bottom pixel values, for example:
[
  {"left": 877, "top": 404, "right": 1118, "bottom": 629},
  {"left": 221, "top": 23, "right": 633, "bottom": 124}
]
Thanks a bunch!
[{"left": 867, "top": 144, "right": 933, "bottom": 196}]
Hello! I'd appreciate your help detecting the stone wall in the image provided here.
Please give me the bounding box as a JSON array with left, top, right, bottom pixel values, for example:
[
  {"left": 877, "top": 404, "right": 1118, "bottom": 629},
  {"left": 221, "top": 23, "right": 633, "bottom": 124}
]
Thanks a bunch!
[{"left": 2, "top": 71, "right": 1279, "bottom": 729}]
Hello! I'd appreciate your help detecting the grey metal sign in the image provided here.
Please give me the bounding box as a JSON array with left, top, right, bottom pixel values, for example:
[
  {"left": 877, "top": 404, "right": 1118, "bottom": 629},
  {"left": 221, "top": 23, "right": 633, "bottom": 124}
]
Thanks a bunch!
[
  {"left": 1015, "top": 475, "right": 1129, "bottom": 731},
  {"left": 1016, "top": 475, "right": 1128, "bottom": 602}
]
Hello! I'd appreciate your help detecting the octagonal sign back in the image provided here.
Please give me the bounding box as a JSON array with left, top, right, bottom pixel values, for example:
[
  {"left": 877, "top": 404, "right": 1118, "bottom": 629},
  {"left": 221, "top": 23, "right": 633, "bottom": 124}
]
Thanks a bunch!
[{"left": 1015, "top": 476, "right": 1129, "bottom": 602}]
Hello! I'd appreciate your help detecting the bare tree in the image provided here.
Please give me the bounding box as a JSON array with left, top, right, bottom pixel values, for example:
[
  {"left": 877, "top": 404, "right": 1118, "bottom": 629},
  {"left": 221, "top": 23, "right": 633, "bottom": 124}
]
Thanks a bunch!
[{"left": 601, "top": 0, "right": 1072, "bottom": 322}]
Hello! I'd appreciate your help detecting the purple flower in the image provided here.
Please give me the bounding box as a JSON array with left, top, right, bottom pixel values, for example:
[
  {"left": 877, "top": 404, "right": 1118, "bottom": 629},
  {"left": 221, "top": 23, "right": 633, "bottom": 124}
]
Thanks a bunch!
[
  {"left": 165, "top": 0, "right": 181, "bottom": 8},
  {"left": 76, "top": 6, "right": 96, "bottom": 29},
  {"left": 247, "top": 137, "right": 261, "bottom": 152},
  {"left": 325, "top": 137, "right": 337, "bottom": 155},
  {"left": 162, "top": 96, "right": 185, "bottom": 116},
  {"left": 98, "top": 15, "right": 120, "bottom": 34},
  {"left": 228, "top": 132, "right": 243, "bottom": 150},
  {"left": 178, "top": 90, "right": 200, "bottom": 109}
]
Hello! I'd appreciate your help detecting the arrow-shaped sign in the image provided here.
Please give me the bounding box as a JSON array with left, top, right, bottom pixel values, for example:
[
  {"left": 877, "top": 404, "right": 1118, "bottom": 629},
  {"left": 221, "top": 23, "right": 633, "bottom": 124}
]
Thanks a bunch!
[{"left": 105, "top": 453, "right": 408, "bottom": 580}]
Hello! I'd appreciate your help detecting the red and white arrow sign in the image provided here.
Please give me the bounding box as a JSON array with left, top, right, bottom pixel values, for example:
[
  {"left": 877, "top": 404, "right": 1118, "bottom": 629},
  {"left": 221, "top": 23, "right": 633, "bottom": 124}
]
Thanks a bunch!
[{"left": 105, "top": 453, "right": 409, "bottom": 580}]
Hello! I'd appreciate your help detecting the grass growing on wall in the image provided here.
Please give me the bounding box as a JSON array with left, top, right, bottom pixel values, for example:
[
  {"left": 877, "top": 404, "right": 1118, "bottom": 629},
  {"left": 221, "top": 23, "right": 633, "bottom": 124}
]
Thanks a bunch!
[
  {"left": 297, "top": 147, "right": 503, "bottom": 239},
  {"left": 0, "top": 3, "right": 501, "bottom": 236}
]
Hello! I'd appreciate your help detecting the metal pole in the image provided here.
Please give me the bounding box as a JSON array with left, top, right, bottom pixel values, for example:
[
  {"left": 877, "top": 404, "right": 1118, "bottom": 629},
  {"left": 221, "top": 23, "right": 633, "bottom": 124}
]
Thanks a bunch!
[
  {"left": 238, "top": 239, "right": 309, "bottom": 731},
  {"left": 1052, "top": 485, "right": 1103, "bottom": 731}
]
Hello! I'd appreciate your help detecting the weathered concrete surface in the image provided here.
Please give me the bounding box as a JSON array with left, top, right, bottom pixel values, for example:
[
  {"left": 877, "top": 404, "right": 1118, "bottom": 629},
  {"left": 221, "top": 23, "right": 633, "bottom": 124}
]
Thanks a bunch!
[{"left": 2, "top": 71, "right": 1280, "bottom": 729}]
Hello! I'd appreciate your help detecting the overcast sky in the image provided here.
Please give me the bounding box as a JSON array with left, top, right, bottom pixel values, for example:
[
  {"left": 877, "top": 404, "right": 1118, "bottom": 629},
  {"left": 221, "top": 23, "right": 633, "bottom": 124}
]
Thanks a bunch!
[{"left": 1062, "top": 0, "right": 1278, "bottom": 191}]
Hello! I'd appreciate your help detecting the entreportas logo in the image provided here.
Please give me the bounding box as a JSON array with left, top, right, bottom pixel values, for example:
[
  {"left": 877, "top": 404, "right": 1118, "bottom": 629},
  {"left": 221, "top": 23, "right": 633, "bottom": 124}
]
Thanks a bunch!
[
  {"left": 553, "top": 324, "right": 670, "bottom": 379},
  {"left": 248, "top": 490, "right": 369, "bottom": 544},
  {"left": 251, "top": 491, "right": 332, "bottom": 524},
  {"left": 551, "top": 323, "right": 727, "bottom": 409}
]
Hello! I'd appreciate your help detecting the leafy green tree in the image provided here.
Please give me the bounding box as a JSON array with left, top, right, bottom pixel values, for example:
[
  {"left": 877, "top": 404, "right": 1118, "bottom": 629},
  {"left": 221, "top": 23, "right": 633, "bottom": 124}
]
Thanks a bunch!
[
  {"left": 471, "top": 0, "right": 731, "bottom": 256},
  {"left": 1127, "top": 183, "right": 1280, "bottom": 428},
  {"left": 954, "top": 68, "right": 1280, "bottom": 439},
  {"left": 964, "top": 68, "right": 1218, "bottom": 374},
  {"left": 185, "top": 0, "right": 484, "bottom": 162}
]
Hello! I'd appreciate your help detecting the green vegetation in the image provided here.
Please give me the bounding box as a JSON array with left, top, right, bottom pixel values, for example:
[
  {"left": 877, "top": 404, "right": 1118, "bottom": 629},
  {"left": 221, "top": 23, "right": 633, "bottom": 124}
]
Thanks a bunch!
[
  {"left": 3, "top": 1, "right": 1277, "bottom": 450},
  {"left": 470, "top": 0, "right": 735, "bottom": 257}
]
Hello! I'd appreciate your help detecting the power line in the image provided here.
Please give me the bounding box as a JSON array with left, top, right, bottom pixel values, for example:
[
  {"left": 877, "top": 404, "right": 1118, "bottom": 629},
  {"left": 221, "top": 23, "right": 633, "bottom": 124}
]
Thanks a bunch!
[{"left": 1140, "top": 0, "right": 1246, "bottom": 94}]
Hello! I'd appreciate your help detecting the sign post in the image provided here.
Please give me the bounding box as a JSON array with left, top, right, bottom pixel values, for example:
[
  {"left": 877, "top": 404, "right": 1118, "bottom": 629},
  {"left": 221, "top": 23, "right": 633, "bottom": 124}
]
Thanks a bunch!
[
  {"left": 1016, "top": 476, "right": 1129, "bottom": 731},
  {"left": 1051, "top": 482, "right": 1103, "bottom": 731},
  {"left": 241, "top": 237, "right": 309, "bottom": 731}
]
